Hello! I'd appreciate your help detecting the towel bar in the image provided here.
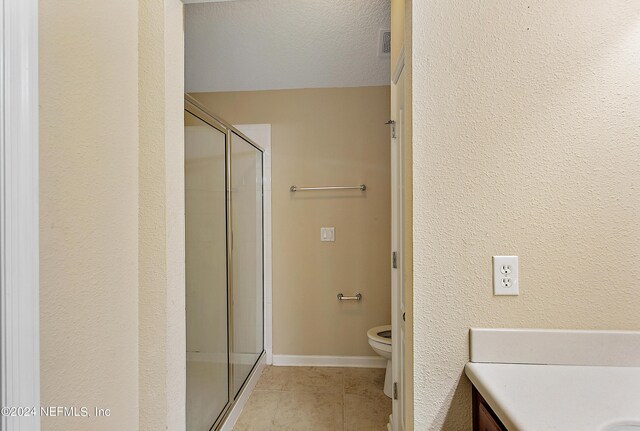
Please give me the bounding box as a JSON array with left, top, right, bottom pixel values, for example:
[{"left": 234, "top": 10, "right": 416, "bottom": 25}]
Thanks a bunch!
[
  {"left": 337, "top": 293, "right": 362, "bottom": 301},
  {"left": 290, "top": 184, "right": 366, "bottom": 192}
]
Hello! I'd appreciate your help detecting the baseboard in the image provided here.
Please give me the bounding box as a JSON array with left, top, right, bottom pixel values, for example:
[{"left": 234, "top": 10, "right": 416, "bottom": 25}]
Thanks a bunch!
[{"left": 272, "top": 354, "right": 386, "bottom": 368}]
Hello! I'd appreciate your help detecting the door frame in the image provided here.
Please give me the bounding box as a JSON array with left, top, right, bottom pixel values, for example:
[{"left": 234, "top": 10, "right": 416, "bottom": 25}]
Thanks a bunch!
[
  {"left": 390, "top": 45, "right": 405, "bottom": 431},
  {"left": 0, "top": 1, "right": 40, "bottom": 430}
]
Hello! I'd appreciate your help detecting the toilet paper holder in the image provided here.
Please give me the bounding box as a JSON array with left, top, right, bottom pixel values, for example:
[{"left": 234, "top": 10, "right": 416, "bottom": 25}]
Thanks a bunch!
[{"left": 337, "top": 293, "right": 362, "bottom": 301}]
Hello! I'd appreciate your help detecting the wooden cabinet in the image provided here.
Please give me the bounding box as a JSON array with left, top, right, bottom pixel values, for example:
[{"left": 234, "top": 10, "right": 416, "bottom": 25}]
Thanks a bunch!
[{"left": 473, "top": 386, "right": 508, "bottom": 431}]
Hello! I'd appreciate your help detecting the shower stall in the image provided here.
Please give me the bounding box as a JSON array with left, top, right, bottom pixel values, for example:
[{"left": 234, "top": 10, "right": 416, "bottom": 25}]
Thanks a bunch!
[{"left": 184, "top": 95, "right": 264, "bottom": 431}]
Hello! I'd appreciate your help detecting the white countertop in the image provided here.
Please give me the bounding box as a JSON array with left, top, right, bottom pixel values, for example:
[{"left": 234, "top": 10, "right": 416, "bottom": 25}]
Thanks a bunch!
[{"left": 465, "top": 362, "right": 640, "bottom": 431}]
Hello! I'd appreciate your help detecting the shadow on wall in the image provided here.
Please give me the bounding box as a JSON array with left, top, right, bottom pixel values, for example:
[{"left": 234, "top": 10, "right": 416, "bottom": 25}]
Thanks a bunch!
[{"left": 438, "top": 373, "right": 472, "bottom": 430}]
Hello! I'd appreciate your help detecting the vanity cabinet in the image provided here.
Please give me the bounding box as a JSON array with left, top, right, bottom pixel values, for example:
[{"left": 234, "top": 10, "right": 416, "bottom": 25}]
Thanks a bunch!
[{"left": 472, "top": 387, "right": 508, "bottom": 431}]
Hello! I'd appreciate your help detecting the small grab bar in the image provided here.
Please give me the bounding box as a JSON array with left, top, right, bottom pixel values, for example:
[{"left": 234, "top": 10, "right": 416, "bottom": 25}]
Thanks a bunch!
[
  {"left": 290, "top": 184, "right": 366, "bottom": 192},
  {"left": 337, "top": 293, "right": 362, "bottom": 301}
]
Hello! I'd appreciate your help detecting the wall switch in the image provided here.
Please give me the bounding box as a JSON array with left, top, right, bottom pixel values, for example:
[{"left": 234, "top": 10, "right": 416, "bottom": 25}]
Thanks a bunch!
[
  {"left": 320, "top": 227, "right": 335, "bottom": 242},
  {"left": 493, "top": 256, "right": 519, "bottom": 296}
]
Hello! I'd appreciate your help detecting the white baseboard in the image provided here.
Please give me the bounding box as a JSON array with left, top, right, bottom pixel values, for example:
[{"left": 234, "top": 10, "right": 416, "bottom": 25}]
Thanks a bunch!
[
  {"left": 219, "top": 354, "right": 266, "bottom": 431},
  {"left": 272, "top": 354, "right": 386, "bottom": 368}
]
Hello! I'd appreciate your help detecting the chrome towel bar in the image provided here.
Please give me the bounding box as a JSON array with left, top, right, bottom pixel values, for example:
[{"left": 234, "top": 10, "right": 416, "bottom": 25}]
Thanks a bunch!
[
  {"left": 290, "top": 184, "right": 366, "bottom": 192},
  {"left": 337, "top": 293, "right": 362, "bottom": 301}
]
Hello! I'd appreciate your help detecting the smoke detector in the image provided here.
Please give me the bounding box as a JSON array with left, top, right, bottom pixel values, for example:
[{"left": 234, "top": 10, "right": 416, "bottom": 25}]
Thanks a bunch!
[{"left": 378, "top": 29, "right": 391, "bottom": 57}]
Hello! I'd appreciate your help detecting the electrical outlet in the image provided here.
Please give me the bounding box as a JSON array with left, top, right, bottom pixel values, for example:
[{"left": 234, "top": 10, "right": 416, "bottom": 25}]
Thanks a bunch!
[{"left": 493, "top": 256, "right": 519, "bottom": 296}]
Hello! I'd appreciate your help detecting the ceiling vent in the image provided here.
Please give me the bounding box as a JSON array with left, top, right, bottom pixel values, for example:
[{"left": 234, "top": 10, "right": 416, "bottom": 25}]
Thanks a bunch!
[{"left": 379, "top": 30, "right": 391, "bottom": 56}]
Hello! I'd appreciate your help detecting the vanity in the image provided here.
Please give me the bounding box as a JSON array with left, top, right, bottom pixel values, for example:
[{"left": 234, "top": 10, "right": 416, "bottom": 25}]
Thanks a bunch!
[
  {"left": 466, "top": 329, "right": 640, "bottom": 431},
  {"left": 472, "top": 386, "right": 506, "bottom": 431}
]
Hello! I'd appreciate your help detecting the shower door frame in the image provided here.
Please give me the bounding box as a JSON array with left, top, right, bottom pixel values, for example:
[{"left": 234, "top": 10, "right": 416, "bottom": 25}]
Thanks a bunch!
[
  {"left": 185, "top": 98, "right": 233, "bottom": 430},
  {"left": 227, "top": 128, "right": 265, "bottom": 401},
  {"left": 185, "top": 94, "right": 266, "bottom": 431}
]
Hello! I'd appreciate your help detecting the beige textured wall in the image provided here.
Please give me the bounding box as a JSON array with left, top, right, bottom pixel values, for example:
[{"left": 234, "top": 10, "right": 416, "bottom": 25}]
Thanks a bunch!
[
  {"left": 192, "top": 87, "right": 391, "bottom": 356},
  {"left": 40, "top": 1, "right": 185, "bottom": 430},
  {"left": 412, "top": 1, "right": 640, "bottom": 429},
  {"left": 39, "top": 1, "right": 139, "bottom": 429},
  {"left": 138, "top": 0, "right": 185, "bottom": 430}
]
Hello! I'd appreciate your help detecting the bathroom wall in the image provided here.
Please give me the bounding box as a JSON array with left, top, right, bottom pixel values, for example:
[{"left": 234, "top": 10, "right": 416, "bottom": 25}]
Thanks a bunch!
[
  {"left": 39, "top": 1, "right": 184, "bottom": 430},
  {"left": 192, "top": 87, "right": 391, "bottom": 357},
  {"left": 39, "top": 1, "right": 139, "bottom": 429},
  {"left": 138, "top": 0, "right": 185, "bottom": 429},
  {"left": 412, "top": 1, "right": 640, "bottom": 429}
]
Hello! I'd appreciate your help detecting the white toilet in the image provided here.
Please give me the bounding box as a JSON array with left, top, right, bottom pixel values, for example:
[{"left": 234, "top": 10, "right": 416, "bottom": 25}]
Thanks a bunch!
[{"left": 367, "top": 324, "right": 392, "bottom": 398}]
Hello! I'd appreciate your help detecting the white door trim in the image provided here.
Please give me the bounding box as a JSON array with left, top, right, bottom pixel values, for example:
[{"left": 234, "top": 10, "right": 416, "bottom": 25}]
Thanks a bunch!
[
  {"left": 0, "top": 0, "right": 40, "bottom": 430},
  {"left": 390, "top": 65, "right": 405, "bottom": 431}
]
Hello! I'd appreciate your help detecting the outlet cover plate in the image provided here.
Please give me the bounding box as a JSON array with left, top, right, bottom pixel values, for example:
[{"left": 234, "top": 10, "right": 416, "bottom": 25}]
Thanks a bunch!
[{"left": 493, "top": 256, "right": 519, "bottom": 296}]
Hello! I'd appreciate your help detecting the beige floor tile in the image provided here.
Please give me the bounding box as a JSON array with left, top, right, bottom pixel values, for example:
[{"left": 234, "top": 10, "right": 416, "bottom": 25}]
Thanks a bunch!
[
  {"left": 273, "top": 392, "right": 344, "bottom": 431},
  {"left": 282, "top": 366, "right": 345, "bottom": 394},
  {"left": 343, "top": 367, "right": 386, "bottom": 397},
  {"left": 254, "top": 365, "right": 295, "bottom": 391},
  {"left": 233, "top": 390, "right": 282, "bottom": 431},
  {"left": 344, "top": 393, "right": 391, "bottom": 431},
  {"left": 232, "top": 366, "right": 390, "bottom": 431}
]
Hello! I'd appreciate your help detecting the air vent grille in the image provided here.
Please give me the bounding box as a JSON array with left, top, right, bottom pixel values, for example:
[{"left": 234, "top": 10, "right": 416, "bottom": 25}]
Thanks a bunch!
[{"left": 379, "top": 30, "right": 391, "bottom": 56}]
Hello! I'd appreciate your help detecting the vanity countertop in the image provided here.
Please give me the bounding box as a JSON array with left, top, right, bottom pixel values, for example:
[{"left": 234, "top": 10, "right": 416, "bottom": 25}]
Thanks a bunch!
[
  {"left": 466, "top": 328, "right": 640, "bottom": 431},
  {"left": 466, "top": 360, "right": 640, "bottom": 431}
]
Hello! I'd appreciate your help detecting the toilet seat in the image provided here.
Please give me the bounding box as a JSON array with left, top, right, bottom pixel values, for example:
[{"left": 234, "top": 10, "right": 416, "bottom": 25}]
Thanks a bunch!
[{"left": 367, "top": 325, "right": 392, "bottom": 346}]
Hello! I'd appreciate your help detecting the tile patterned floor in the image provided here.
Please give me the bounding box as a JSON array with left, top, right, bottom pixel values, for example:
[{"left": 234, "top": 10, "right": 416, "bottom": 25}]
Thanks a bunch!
[{"left": 233, "top": 366, "right": 391, "bottom": 431}]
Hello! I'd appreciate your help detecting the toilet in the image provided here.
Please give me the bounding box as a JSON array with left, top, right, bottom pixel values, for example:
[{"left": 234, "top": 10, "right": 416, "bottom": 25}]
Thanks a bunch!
[{"left": 367, "top": 325, "right": 392, "bottom": 398}]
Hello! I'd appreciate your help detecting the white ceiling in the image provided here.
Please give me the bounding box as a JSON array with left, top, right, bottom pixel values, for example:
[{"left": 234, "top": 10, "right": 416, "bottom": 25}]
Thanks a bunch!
[{"left": 184, "top": 0, "right": 390, "bottom": 92}]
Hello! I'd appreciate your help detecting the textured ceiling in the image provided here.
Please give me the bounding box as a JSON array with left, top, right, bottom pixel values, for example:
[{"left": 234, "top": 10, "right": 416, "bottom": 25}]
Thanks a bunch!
[{"left": 185, "top": 0, "right": 390, "bottom": 92}]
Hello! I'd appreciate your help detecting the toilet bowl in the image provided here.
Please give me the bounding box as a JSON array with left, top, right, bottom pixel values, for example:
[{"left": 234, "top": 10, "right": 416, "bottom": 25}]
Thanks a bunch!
[{"left": 367, "top": 325, "right": 392, "bottom": 398}]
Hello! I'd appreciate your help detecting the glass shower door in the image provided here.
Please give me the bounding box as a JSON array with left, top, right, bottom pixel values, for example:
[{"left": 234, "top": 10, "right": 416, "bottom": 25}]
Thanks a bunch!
[
  {"left": 185, "top": 111, "right": 230, "bottom": 430},
  {"left": 230, "top": 131, "right": 264, "bottom": 397}
]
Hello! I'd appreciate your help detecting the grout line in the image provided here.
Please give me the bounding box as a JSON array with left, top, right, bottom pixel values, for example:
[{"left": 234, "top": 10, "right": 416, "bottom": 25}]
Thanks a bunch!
[
  {"left": 343, "top": 368, "right": 347, "bottom": 429},
  {"left": 253, "top": 388, "right": 343, "bottom": 394}
]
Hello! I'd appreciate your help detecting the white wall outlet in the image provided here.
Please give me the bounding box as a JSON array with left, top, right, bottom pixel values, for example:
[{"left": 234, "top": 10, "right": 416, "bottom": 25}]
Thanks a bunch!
[
  {"left": 493, "top": 256, "right": 519, "bottom": 296},
  {"left": 320, "top": 227, "right": 335, "bottom": 242}
]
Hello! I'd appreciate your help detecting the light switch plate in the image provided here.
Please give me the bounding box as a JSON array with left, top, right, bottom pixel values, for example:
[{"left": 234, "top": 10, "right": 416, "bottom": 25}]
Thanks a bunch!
[
  {"left": 320, "top": 227, "right": 335, "bottom": 242},
  {"left": 493, "top": 256, "right": 519, "bottom": 296}
]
